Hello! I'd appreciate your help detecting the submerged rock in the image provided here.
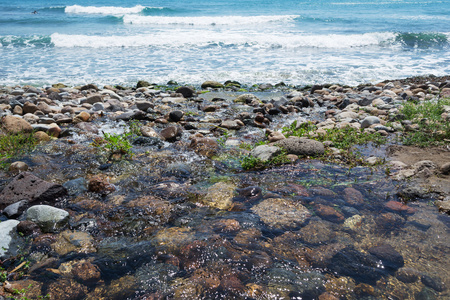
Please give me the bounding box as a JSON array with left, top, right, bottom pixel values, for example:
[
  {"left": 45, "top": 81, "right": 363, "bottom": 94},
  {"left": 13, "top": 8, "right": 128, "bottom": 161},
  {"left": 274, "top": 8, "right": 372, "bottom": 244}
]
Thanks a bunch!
[
  {"left": 251, "top": 198, "right": 311, "bottom": 229},
  {"left": 202, "top": 182, "right": 236, "bottom": 210}
]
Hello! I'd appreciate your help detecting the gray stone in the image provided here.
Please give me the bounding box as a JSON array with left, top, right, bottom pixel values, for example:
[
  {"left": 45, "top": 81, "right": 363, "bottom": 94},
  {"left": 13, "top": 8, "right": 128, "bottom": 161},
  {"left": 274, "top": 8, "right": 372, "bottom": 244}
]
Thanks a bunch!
[
  {"left": 274, "top": 137, "right": 324, "bottom": 156},
  {"left": 220, "top": 119, "right": 243, "bottom": 130},
  {"left": 175, "top": 86, "right": 195, "bottom": 98},
  {"left": 136, "top": 101, "right": 154, "bottom": 111},
  {"left": 361, "top": 116, "right": 380, "bottom": 129},
  {"left": 63, "top": 178, "right": 88, "bottom": 196},
  {"left": 82, "top": 94, "right": 103, "bottom": 104},
  {"left": 0, "top": 220, "right": 23, "bottom": 258},
  {"left": 3, "top": 200, "right": 28, "bottom": 219},
  {"left": 26, "top": 205, "right": 69, "bottom": 233},
  {"left": 250, "top": 145, "right": 282, "bottom": 162}
]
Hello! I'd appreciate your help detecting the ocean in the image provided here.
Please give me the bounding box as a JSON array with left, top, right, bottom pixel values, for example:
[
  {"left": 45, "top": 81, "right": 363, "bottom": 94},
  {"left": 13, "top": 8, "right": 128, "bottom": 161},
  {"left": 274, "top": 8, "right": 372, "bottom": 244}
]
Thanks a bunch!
[{"left": 1, "top": 0, "right": 449, "bottom": 87}]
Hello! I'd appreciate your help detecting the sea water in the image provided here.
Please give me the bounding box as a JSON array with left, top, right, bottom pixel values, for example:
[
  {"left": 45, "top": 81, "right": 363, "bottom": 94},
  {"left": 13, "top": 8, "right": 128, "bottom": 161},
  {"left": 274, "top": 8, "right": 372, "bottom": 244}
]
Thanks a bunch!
[{"left": 0, "top": 0, "right": 449, "bottom": 86}]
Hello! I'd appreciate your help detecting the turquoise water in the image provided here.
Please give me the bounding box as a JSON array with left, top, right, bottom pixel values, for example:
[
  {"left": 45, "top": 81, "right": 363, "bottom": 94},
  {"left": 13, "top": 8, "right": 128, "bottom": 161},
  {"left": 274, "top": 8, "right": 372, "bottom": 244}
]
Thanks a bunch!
[{"left": 1, "top": 0, "right": 449, "bottom": 86}]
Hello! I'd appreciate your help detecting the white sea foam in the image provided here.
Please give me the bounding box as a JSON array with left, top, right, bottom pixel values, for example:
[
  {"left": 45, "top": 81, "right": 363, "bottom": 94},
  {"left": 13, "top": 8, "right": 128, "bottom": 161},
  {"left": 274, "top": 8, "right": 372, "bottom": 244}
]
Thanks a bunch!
[
  {"left": 122, "top": 15, "right": 299, "bottom": 25},
  {"left": 65, "top": 5, "right": 154, "bottom": 15},
  {"left": 50, "top": 31, "right": 397, "bottom": 49}
]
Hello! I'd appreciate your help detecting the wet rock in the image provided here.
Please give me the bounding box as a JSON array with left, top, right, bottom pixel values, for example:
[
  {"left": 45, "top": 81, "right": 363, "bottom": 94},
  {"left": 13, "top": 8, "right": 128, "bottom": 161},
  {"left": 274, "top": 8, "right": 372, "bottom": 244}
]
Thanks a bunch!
[
  {"left": 126, "top": 196, "right": 173, "bottom": 224},
  {"left": 343, "top": 214, "right": 363, "bottom": 230},
  {"left": 368, "top": 243, "right": 404, "bottom": 270},
  {"left": 63, "top": 177, "right": 88, "bottom": 196},
  {"left": 314, "top": 204, "right": 345, "bottom": 223},
  {"left": 26, "top": 205, "right": 69, "bottom": 233},
  {"left": 375, "top": 212, "right": 405, "bottom": 232},
  {"left": 212, "top": 219, "right": 241, "bottom": 233},
  {"left": 1, "top": 115, "right": 33, "bottom": 134},
  {"left": 221, "top": 119, "right": 244, "bottom": 130},
  {"left": 153, "top": 227, "right": 194, "bottom": 251},
  {"left": 189, "top": 137, "right": 219, "bottom": 157},
  {"left": 160, "top": 126, "right": 182, "bottom": 142},
  {"left": 274, "top": 137, "right": 325, "bottom": 156},
  {"left": 115, "top": 109, "right": 146, "bottom": 121},
  {"left": 47, "top": 278, "right": 89, "bottom": 300},
  {"left": 421, "top": 274, "right": 445, "bottom": 292},
  {"left": 52, "top": 230, "right": 96, "bottom": 255},
  {"left": 354, "top": 283, "right": 375, "bottom": 296},
  {"left": 343, "top": 187, "right": 365, "bottom": 206},
  {"left": 3, "top": 199, "right": 28, "bottom": 218},
  {"left": 384, "top": 200, "right": 416, "bottom": 214},
  {"left": 169, "top": 110, "right": 184, "bottom": 122},
  {"left": 233, "top": 228, "right": 262, "bottom": 245},
  {"left": 74, "top": 122, "right": 98, "bottom": 134},
  {"left": 8, "top": 161, "right": 29, "bottom": 174},
  {"left": 251, "top": 198, "right": 311, "bottom": 229},
  {"left": 0, "top": 172, "right": 67, "bottom": 210},
  {"left": 0, "top": 219, "right": 22, "bottom": 258},
  {"left": 131, "top": 136, "right": 163, "bottom": 148},
  {"left": 62, "top": 259, "right": 101, "bottom": 284},
  {"left": 415, "top": 288, "right": 439, "bottom": 300},
  {"left": 329, "top": 247, "right": 386, "bottom": 284},
  {"left": 88, "top": 174, "right": 116, "bottom": 194},
  {"left": 236, "top": 186, "right": 263, "bottom": 202},
  {"left": 234, "top": 94, "right": 260, "bottom": 104},
  {"left": 3, "top": 280, "right": 43, "bottom": 299},
  {"left": 176, "top": 86, "right": 195, "bottom": 98},
  {"left": 202, "top": 182, "right": 236, "bottom": 210},
  {"left": 140, "top": 125, "right": 160, "bottom": 138},
  {"left": 298, "top": 220, "right": 334, "bottom": 245},
  {"left": 136, "top": 262, "right": 179, "bottom": 295},
  {"left": 16, "top": 220, "right": 42, "bottom": 237},
  {"left": 395, "top": 267, "right": 420, "bottom": 283},
  {"left": 80, "top": 83, "right": 98, "bottom": 91},
  {"left": 435, "top": 197, "right": 450, "bottom": 214},
  {"left": 249, "top": 145, "right": 282, "bottom": 162},
  {"left": 202, "top": 80, "right": 224, "bottom": 89}
]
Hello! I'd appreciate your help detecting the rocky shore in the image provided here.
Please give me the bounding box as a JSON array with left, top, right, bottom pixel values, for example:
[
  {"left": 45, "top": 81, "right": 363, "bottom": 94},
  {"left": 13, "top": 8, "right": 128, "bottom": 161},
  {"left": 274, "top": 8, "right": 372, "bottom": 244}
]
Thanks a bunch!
[{"left": 0, "top": 76, "right": 449, "bottom": 299}]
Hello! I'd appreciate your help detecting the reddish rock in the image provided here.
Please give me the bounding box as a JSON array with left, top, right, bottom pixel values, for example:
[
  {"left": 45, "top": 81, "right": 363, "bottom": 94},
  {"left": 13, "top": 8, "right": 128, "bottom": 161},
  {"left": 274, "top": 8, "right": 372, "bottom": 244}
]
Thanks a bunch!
[
  {"left": 314, "top": 204, "right": 345, "bottom": 223},
  {"left": 71, "top": 260, "right": 101, "bottom": 283},
  {"left": 17, "top": 220, "right": 42, "bottom": 237},
  {"left": 88, "top": 174, "right": 116, "bottom": 194},
  {"left": 189, "top": 137, "right": 219, "bottom": 157},
  {"left": 0, "top": 172, "right": 67, "bottom": 210},
  {"left": 384, "top": 201, "right": 416, "bottom": 214},
  {"left": 343, "top": 187, "right": 365, "bottom": 206},
  {"left": 220, "top": 274, "right": 245, "bottom": 293},
  {"left": 47, "top": 278, "right": 88, "bottom": 300},
  {"left": 160, "top": 126, "right": 182, "bottom": 142},
  {"left": 212, "top": 219, "right": 241, "bottom": 233}
]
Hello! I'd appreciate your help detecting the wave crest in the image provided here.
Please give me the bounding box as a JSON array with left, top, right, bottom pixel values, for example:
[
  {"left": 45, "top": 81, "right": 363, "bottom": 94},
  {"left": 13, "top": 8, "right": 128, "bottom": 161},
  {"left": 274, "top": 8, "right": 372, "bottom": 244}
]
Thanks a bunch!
[{"left": 64, "top": 5, "right": 159, "bottom": 15}]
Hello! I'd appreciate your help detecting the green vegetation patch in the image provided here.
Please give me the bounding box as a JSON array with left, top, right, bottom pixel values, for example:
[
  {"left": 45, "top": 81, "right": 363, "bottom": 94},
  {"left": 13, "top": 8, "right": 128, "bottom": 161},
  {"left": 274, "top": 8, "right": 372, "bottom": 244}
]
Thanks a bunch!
[
  {"left": 398, "top": 98, "right": 450, "bottom": 147},
  {"left": 0, "top": 131, "right": 38, "bottom": 167}
]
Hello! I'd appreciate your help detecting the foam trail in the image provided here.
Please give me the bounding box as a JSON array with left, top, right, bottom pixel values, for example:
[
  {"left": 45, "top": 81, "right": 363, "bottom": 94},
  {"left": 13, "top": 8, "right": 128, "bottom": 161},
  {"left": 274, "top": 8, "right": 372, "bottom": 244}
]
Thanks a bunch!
[
  {"left": 50, "top": 32, "right": 396, "bottom": 49},
  {"left": 65, "top": 5, "right": 151, "bottom": 15},
  {"left": 123, "top": 15, "right": 300, "bottom": 25}
]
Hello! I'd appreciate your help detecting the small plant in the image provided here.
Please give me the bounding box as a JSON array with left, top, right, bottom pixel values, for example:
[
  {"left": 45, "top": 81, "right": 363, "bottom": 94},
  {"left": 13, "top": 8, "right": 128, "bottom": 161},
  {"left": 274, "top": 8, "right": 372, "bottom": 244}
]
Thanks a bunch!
[
  {"left": 241, "top": 150, "right": 290, "bottom": 170},
  {"left": 125, "top": 120, "right": 142, "bottom": 136},
  {"left": 0, "top": 131, "right": 38, "bottom": 167},
  {"left": 93, "top": 131, "right": 133, "bottom": 159},
  {"left": 217, "top": 128, "right": 231, "bottom": 147}
]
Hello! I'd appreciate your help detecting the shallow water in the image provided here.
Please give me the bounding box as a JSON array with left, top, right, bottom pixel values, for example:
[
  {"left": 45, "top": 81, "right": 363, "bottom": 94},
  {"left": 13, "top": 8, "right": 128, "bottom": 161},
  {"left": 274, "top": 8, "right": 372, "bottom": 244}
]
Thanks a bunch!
[{"left": 10, "top": 109, "right": 447, "bottom": 299}]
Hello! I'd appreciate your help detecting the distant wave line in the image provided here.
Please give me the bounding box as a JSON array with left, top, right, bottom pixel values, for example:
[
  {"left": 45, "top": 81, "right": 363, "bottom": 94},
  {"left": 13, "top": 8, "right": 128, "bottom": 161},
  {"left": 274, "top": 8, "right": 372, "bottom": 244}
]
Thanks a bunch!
[{"left": 64, "top": 5, "right": 163, "bottom": 15}]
